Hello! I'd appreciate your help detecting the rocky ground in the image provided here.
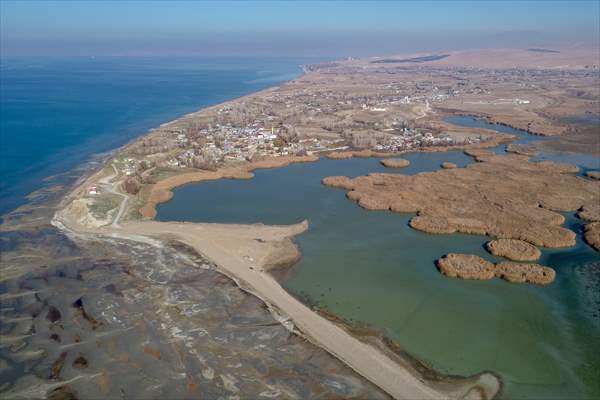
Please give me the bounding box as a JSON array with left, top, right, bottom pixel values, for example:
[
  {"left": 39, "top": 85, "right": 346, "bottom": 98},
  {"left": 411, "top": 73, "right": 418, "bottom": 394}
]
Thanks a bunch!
[{"left": 0, "top": 184, "right": 388, "bottom": 400}]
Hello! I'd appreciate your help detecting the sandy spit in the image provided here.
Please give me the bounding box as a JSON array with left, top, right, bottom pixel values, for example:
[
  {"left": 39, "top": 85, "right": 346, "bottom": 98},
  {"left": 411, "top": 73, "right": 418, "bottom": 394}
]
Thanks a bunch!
[{"left": 108, "top": 220, "right": 501, "bottom": 400}]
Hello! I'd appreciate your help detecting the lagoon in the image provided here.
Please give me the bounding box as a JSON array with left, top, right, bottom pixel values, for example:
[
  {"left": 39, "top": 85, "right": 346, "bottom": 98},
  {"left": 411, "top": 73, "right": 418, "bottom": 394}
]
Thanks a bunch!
[{"left": 157, "top": 119, "right": 600, "bottom": 399}]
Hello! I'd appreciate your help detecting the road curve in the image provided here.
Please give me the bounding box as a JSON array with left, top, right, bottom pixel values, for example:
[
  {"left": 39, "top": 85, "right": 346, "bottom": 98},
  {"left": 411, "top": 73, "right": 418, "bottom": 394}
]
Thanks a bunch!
[{"left": 97, "top": 164, "right": 128, "bottom": 228}]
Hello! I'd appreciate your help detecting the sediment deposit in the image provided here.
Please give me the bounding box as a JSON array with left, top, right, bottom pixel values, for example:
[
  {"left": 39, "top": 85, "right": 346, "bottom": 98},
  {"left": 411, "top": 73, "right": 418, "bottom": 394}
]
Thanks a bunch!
[
  {"left": 111, "top": 221, "right": 500, "bottom": 400},
  {"left": 327, "top": 150, "right": 394, "bottom": 160},
  {"left": 494, "top": 262, "right": 556, "bottom": 285},
  {"left": 0, "top": 217, "right": 389, "bottom": 399},
  {"left": 486, "top": 239, "right": 542, "bottom": 261},
  {"left": 579, "top": 203, "right": 600, "bottom": 223},
  {"left": 436, "top": 254, "right": 495, "bottom": 280},
  {"left": 380, "top": 158, "right": 410, "bottom": 168},
  {"left": 584, "top": 222, "right": 600, "bottom": 251},
  {"left": 441, "top": 162, "right": 457, "bottom": 169},
  {"left": 586, "top": 171, "right": 600, "bottom": 180},
  {"left": 326, "top": 151, "right": 355, "bottom": 160},
  {"left": 436, "top": 253, "right": 556, "bottom": 285},
  {"left": 581, "top": 202, "right": 600, "bottom": 251},
  {"left": 505, "top": 143, "right": 537, "bottom": 156},
  {"left": 323, "top": 152, "right": 599, "bottom": 251}
]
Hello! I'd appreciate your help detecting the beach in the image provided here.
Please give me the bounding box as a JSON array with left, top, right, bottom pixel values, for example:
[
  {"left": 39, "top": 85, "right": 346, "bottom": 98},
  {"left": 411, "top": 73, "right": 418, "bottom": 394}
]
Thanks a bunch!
[
  {"left": 109, "top": 220, "right": 500, "bottom": 400},
  {"left": 52, "top": 159, "right": 502, "bottom": 399},
  {"left": 37, "top": 49, "right": 600, "bottom": 399}
]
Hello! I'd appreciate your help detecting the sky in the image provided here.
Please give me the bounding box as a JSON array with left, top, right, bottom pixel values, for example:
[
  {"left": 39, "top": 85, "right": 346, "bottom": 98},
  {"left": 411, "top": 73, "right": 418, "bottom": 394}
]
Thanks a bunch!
[{"left": 1, "top": 1, "right": 599, "bottom": 57}]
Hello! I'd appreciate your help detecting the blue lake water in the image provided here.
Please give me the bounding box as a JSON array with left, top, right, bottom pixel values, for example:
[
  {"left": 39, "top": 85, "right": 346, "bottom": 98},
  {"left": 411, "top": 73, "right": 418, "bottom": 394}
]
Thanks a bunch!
[
  {"left": 158, "top": 120, "right": 600, "bottom": 399},
  {"left": 446, "top": 115, "right": 542, "bottom": 145},
  {"left": 447, "top": 115, "right": 600, "bottom": 172},
  {"left": 3, "top": 56, "right": 598, "bottom": 399},
  {"left": 0, "top": 56, "right": 313, "bottom": 215}
]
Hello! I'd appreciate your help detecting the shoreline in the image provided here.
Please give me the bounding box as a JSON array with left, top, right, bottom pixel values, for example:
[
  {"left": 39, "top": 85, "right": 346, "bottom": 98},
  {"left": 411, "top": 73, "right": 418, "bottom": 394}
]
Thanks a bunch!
[
  {"left": 51, "top": 164, "right": 504, "bottom": 399},
  {"left": 53, "top": 69, "right": 598, "bottom": 397},
  {"left": 89, "top": 219, "right": 501, "bottom": 400},
  {"left": 48, "top": 59, "right": 591, "bottom": 399},
  {"left": 139, "top": 154, "right": 319, "bottom": 219},
  {"left": 50, "top": 139, "right": 507, "bottom": 399},
  {"left": 4, "top": 50, "right": 598, "bottom": 399},
  {"left": 138, "top": 131, "right": 511, "bottom": 221},
  {"left": 48, "top": 95, "right": 534, "bottom": 400},
  {"left": 51, "top": 152, "right": 506, "bottom": 400}
]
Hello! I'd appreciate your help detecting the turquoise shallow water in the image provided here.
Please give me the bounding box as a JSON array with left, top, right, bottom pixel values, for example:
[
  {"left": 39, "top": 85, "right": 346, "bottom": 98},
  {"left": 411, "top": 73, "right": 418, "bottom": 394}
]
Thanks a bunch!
[{"left": 158, "top": 119, "right": 600, "bottom": 399}]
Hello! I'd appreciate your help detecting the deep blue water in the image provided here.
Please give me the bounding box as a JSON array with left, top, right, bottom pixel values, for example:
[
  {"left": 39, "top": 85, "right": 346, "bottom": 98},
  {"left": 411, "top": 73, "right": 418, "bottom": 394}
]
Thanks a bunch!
[{"left": 0, "top": 56, "right": 314, "bottom": 215}]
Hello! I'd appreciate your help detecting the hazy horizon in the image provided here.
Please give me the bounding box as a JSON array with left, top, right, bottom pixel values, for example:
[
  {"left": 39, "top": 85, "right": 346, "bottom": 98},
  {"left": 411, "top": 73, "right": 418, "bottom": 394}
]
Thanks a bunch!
[{"left": 1, "top": 0, "right": 599, "bottom": 57}]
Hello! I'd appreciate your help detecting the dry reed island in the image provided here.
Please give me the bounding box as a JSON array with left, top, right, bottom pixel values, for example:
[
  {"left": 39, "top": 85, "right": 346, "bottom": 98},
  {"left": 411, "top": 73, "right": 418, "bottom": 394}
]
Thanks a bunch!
[{"left": 2, "top": 48, "right": 599, "bottom": 399}]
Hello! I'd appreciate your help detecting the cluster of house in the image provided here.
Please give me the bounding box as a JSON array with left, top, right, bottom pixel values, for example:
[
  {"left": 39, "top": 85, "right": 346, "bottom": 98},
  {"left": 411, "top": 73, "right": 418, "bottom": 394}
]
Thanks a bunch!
[
  {"left": 264, "top": 81, "right": 467, "bottom": 120},
  {"left": 159, "top": 104, "right": 472, "bottom": 168},
  {"left": 373, "top": 129, "right": 456, "bottom": 152},
  {"left": 140, "top": 75, "right": 497, "bottom": 170},
  {"left": 170, "top": 120, "right": 462, "bottom": 167},
  {"left": 165, "top": 123, "right": 343, "bottom": 168},
  {"left": 120, "top": 158, "right": 138, "bottom": 176},
  {"left": 88, "top": 185, "right": 99, "bottom": 196}
]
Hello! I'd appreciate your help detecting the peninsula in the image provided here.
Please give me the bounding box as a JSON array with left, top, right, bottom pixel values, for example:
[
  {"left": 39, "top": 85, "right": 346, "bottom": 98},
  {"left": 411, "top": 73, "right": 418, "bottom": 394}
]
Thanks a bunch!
[{"left": 6, "top": 48, "right": 599, "bottom": 400}]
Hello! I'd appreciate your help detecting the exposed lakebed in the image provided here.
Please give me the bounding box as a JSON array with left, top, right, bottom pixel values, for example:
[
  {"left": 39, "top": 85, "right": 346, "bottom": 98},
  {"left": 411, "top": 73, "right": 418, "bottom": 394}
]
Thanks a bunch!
[{"left": 157, "top": 118, "right": 600, "bottom": 399}]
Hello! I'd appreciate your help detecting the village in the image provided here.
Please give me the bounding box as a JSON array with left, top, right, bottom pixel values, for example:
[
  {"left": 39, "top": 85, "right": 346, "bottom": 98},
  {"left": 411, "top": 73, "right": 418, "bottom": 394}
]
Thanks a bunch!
[
  {"left": 83, "top": 59, "right": 593, "bottom": 198},
  {"left": 162, "top": 119, "right": 463, "bottom": 167},
  {"left": 109, "top": 66, "right": 500, "bottom": 184}
]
